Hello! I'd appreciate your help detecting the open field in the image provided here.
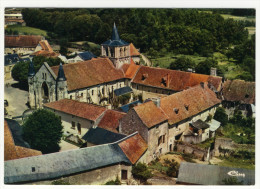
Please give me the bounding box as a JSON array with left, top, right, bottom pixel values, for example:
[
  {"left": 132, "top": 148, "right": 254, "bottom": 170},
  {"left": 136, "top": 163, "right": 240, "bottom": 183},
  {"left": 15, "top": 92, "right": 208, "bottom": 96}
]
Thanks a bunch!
[
  {"left": 5, "top": 25, "right": 48, "bottom": 36},
  {"left": 220, "top": 14, "right": 255, "bottom": 22}
]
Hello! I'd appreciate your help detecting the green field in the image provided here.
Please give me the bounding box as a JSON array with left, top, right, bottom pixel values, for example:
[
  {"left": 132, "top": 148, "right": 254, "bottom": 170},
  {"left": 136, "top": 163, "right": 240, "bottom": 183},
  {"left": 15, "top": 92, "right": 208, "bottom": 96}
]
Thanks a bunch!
[
  {"left": 5, "top": 25, "right": 47, "bottom": 36},
  {"left": 220, "top": 14, "right": 255, "bottom": 22},
  {"left": 150, "top": 53, "right": 208, "bottom": 69}
]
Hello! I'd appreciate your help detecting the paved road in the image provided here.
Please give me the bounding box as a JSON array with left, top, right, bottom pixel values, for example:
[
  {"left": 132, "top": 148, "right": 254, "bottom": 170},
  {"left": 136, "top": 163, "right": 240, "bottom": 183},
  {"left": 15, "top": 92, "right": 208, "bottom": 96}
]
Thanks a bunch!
[{"left": 4, "top": 79, "right": 29, "bottom": 118}]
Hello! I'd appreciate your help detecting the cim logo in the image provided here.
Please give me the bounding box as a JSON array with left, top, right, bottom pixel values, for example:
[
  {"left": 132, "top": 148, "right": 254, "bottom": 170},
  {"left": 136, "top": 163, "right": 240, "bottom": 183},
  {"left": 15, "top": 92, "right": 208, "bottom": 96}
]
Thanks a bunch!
[{"left": 227, "top": 170, "right": 245, "bottom": 178}]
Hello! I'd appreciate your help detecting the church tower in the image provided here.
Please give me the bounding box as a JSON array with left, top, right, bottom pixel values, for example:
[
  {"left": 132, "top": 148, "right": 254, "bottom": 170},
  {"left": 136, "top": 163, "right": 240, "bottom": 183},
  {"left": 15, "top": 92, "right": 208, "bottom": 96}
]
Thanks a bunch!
[
  {"left": 28, "top": 61, "right": 36, "bottom": 108},
  {"left": 56, "top": 63, "right": 68, "bottom": 101},
  {"left": 101, "top": 23, "right": 130, "bottom": 68}
]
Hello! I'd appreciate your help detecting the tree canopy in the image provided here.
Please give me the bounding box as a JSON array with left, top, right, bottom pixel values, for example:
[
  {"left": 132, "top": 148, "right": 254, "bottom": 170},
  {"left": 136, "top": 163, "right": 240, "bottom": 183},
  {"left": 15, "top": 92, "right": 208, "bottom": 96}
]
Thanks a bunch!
[
  {"left": 22, "top": 109, "right": 63, "bottom": 154},
  {"left": 169, "top": 56, "right": 195, "bottom": 71},
  {"left": 22, "top": 8, "right": 250, "bottom": 55},
  {"left": 214, "top": 107, "right": 228, "bottom": 126}
]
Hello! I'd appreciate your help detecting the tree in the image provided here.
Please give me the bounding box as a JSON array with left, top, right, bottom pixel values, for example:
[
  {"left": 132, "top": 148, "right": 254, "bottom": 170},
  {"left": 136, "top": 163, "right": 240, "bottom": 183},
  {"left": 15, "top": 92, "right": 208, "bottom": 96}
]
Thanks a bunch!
[
  {"left": 132, "top": 163, "right": 153, "bottom": 182},
  {"left": 214, "top": 107, "right": 228, "bottom": 126},
  {"left": 22, "top": 109, "right": 63, "bottom": 154},
  {"left": 195, "top": 59, "right": 217, "bottom": 75},
  {"left": 169, "top": 56, "right": 195, "bottom": 71}
]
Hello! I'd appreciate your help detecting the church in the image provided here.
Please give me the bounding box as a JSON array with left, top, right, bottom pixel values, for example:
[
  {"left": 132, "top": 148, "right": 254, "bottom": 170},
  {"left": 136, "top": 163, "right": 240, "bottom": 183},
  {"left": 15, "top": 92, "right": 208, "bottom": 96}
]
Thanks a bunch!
[{"left": 28, "top": 24, "right": 222, "bottom": 109}]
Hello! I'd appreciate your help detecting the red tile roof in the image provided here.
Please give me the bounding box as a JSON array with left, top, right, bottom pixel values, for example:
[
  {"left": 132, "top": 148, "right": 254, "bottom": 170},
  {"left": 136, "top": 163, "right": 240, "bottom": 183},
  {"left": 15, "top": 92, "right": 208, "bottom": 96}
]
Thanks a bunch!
[
  {"left": 5, "top": 35, "right": 43, "bottom": 48},
  {"left": 160, "top": 83, "right": 221, "bottom": 125},
  {"left": 134, "top": 101, "right": 168, "bottom": 128},
  {"left": 32, "top": 40, "right": 59, "bottom": 57},
  {"left": 4, "top": 120, "right": 42, "bottom": 161},
  {"left": 222, "top": 80, "right": 255, "bottom": 104},
  {"left": 118, "top": 133, "right": 148, "bottom": 164},
  {"left": 97, "top": 110, "right": 126, "bottom": 133},
  {"left": 130, "top": 43, "right": 140, "bottom": 56},
  {"left": 51, "top": 58, "right": 125, "bottom": 91},
  {"left": 132, "top": 66, "right": 222, "bottom": 92},
  {"left": 124, "top": 63, "right": 140, "bottom": 79},
  {"left": 44, "top": 99, "right": 106, "bottom": 121}
]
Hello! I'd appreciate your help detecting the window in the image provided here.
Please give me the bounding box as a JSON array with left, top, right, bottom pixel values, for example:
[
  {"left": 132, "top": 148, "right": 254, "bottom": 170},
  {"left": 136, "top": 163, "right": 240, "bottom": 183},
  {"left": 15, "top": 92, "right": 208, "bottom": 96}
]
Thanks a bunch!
[
  {"left": 92, "top": 90, "right": 94, "bottom": 95},
  {"left": 42, "top": 73, "right": 44, "bottom": 79},
  {"left": 159, "top": 148, "right": 162, "bottom": 154},
  {"left": 158, "top": 136, "right": 162, "bottom": 146},
  {"left": 81, "top": 93, "right": 83, "bottom": 97},
  {"left": 71, "top": 121, "right": 75, "bottom": 129},
  {"left": 70, "top": 95, "right": 72, "bottom": 99},
  {"left": 162, "top": 135, "right": 165, "bottom": 143},
  {"left": 102, "top": 88, "right": 104, "bottom": 94},
  {"left": 45, "top": 73, "right": 47, "bottom": 80},
  {"left": 32, "top": 167, "right": 35, "bottom": 172}
]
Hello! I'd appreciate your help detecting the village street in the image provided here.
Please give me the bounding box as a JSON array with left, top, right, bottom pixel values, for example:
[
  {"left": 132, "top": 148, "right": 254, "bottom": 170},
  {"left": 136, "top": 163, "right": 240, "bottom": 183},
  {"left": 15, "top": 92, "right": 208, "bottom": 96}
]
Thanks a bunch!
[{"left": 4, "top": 79, "right": 28, "bottom": 118}]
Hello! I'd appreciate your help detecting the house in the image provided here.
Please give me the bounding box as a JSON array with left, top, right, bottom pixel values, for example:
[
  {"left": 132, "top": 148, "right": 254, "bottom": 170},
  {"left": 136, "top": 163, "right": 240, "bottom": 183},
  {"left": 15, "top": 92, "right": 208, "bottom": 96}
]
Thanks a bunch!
[
  {"left": 32, "top": 40, "right": 60, "bottom": 58},
  {"left": 177, "top": 162, "right": 255, "bottom": 185},
  {"left": 67, "top": 51, "right": 97, "bottom": 63},
  {"left": 28, "top": 58, "right": 126, "bottom": 108},
  {"left": 131, "top": 66, "right": 223, "bottom": 101},
  {"left": 222, "top": 79, "right": 255, "bottom": 117},
  {"left": 5, "top": 35, "right": 44, "bottom": 55},
  {"left": 120, "top": 83, "right": 221, "bottom": 163},
  {"left": 4, "top": 54, "right": 20, "bottom": 80},
  {"left": 44, "top": 99, "right": 126, "bottom": 136},
  {"left": 5, "top": 13, "right": 26, "bottom": 26},
  {"left": 4, "top": 132, "right": 147, "bottom": 185},
  {"left": 4, "top": 119, "right": 42, "bottom": 161}
]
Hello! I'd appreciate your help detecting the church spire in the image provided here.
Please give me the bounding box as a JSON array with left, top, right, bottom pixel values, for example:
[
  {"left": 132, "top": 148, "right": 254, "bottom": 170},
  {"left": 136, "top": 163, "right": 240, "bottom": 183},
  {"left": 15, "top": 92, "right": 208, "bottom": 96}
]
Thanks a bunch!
[
  {"left": 28, "top": 60, "right": 35, "bottom": 77},
  {"left": 57, "top": 63, "right": 66, "bottom": 81},
  {"left": 111, "top": 22, "right": 120, "bottom": 41}
]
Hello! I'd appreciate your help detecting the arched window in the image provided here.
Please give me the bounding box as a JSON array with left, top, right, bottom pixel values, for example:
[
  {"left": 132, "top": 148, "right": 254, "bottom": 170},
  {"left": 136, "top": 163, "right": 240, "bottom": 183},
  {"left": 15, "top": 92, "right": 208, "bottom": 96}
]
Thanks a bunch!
[{"left": 120, "top": 48, "right": 123, "bottom": 57}]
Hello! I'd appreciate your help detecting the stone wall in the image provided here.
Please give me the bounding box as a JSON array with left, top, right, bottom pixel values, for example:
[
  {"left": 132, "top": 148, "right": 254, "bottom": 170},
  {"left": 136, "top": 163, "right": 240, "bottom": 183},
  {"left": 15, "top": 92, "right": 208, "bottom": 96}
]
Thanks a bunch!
[
  {"left": 24, "top": 163, "right": 132, "bottom": 185},
  {"left": 176, "top": 143, "right": 210, "bottom": 161}
]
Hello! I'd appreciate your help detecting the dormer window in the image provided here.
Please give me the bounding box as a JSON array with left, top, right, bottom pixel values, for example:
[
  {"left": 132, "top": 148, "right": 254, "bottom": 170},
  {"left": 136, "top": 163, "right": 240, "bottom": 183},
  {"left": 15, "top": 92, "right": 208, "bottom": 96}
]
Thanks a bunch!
[
  {"left": 184, "top": 104, "right": 189, "bottom": 111},
  {"left": 142, "top": 73, "right": 148, "bottom": 80},
  {"left": 174, "top": 108, "right": 179, "bottom": 114},
  {"left": 245, "top": 94, "right": 249, "bottom": 98},
  {"left": 161, "top": 77, "right": 167, "bottom": 87}
]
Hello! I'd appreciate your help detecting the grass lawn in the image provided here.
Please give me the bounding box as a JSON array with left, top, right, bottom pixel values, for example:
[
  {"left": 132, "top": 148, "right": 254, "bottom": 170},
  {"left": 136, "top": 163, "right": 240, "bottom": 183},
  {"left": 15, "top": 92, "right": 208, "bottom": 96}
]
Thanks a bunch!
[
  {"left": 6, "top": 25, "right": 48, "bottom": 36},
  {"left": 150, "top": 53, "right": 207, "bottom": 69},
  {"left": 220, "top": 14, "right": 255, "bottom": 22},
  {"left": 218, "top": 157, "right": 255, "bottom": 170}
]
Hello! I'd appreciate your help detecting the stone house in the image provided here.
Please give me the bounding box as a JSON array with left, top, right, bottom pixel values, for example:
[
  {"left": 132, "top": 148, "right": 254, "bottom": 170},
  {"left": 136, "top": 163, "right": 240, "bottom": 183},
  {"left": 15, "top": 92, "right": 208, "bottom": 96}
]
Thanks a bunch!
[
  {"left": 28, "top": 58, "right": 127, "bottom": 108},
  {"left": 131, "top": 66, "right": 223, "bottom": 101},
  {"left": 5, "top": 35, "right": 44, "bottom": 55},
  {"left": 4, "top": 132, "right": 147, "bottom": 185},
  {"left": 44, "top": 99, "right": 126, "bottom": 136},
  {"left": 120, "top": 83, "right": 221, "bottom": 163},
  {"left": 222, "top": 79, "right": 255, "bottom": 117}
]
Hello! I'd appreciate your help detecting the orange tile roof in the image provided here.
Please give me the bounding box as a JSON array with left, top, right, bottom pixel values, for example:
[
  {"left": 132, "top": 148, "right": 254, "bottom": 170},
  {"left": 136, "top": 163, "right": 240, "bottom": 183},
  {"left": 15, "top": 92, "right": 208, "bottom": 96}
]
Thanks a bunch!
[
  {"left": 4, "top": 120, "right": 42, "bottom": 161},
  {"left": 98, "top": 110, "right": 126, "bottom": 133},
  {"left": 5, "top": 35, "right": 43, "bottom": 48},
  {"left": 134, "top": 101, "right": 168, "bottom": 128},
  {"left": 160, "top": 83, "right": 221, "bottom": 125},
  {"left": 44, "top": 99, "right": 106, "bottom": 121},
  {"left": 32, "top": 50, "right": 60, "bottom": 57},
  {"left": 130, "top": 43, "right": 140, "bottom": 56},
  {"left": 118, "top": 133, "right": 148, "bottom": 164},
  {"left": 124, "top": 63, "right": 140, "bottom": 79},
  {"left": 132, "top": 66, "right": 222, "bottom": 92},
  {"left": 222, "top": 80, "right": 255, "bottom": 104},
  {"left": 39, "top": 40, "right": 53, "bottom": 52},
  {"left": 51, "top": 58, "right": 125, "bottom": 91}
]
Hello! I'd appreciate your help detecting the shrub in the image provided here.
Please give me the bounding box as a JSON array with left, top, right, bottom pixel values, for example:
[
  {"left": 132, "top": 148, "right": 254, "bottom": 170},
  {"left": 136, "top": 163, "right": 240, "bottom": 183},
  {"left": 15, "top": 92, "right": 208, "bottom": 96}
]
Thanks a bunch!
[
  {"left": 164, "top": 159, "right": 179, "bottom": 177},
  {"left": 105, "top": 176, "right": 121, "bottom": 185},
  {"left": 132, "top": 163, "right": 153, "bottom": 182}
]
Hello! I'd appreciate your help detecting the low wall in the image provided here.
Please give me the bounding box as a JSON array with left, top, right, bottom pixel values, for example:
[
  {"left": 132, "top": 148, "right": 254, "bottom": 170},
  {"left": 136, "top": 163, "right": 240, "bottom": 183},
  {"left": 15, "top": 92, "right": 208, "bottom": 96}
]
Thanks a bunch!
[{"left": 176, "top": 143, "right": 210, "bottom": 161}]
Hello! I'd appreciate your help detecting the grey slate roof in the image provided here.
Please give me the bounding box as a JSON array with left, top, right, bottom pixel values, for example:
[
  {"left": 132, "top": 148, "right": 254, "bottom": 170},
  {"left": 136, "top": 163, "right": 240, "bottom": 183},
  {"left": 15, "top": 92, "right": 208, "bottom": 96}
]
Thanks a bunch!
[
  {"left": 119, "top": 100, "right": 142, "bottom": 113},
  {"left": 78, "top": 51, "right": 97, "bottom": 61},
  {"left": 5, "top": 142, "right": 131, "bottom": 184},
  {"left": 114, "top": 86, "right": 133, "bottom": 97},
  {"left": 190, "top": 119, "right": 209, "bottom": 130},
  {"left": 56, "top": 63, "right": 66, "bottom": 81},
  {"left": 5, "top": 54, "right": 20, "bottom": 66},
  {"left": 177, "top": 162, "right": 255, "bottom": 185},
  {"left": 82, "top": 127, "right": 126, "bottom": 145},
  {"left": 5, "top": 118, "right": 30, "bottom": 148},
  {"left": 101, "top": 23, "right": 129, "bottom": 47}
]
